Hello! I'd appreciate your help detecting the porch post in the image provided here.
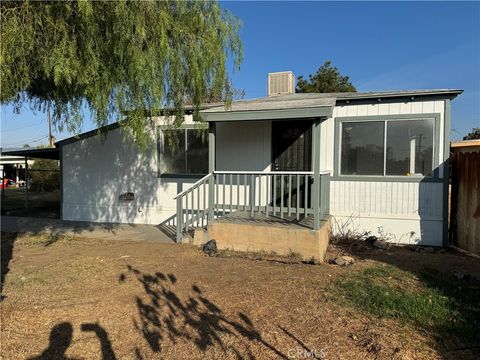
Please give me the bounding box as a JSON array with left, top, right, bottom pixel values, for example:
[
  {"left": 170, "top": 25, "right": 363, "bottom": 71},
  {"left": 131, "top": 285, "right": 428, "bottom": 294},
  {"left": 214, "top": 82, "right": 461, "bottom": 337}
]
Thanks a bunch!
[
  {"left": 1, "top": 167, "right": 5, "bottom": 208},
  {"left": 15, "top": 164, "right": 19, "bottom": 186},
  {"left": 312, "top": 119, "right": 321, "bottom": 230},
  {"left": 24, "top": 156, "right": 29, "bottom": 209},
  {"left": 208, "top": 122, "right": 216, "bottom": 221}
]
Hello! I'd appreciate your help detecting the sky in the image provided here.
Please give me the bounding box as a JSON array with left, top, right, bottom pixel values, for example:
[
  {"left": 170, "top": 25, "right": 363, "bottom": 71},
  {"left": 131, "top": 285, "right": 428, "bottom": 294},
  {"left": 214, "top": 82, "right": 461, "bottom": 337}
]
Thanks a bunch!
[{"left": 1, "top": 1, "right": 479, "bottom": 148}]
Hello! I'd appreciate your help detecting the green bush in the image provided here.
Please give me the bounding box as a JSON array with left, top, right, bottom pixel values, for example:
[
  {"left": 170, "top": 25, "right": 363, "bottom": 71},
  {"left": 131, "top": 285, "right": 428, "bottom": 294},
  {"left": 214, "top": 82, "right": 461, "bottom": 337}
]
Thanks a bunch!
[{"left": 29, "top": 158, "right": 59, "bottom": 192}]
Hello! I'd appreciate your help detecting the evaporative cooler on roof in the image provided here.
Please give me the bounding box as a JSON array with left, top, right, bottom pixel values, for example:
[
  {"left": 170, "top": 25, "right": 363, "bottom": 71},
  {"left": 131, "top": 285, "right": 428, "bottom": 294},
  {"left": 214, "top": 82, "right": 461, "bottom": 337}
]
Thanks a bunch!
[{"left": 267, "top": 71, "right": 295, "bottom": 96}]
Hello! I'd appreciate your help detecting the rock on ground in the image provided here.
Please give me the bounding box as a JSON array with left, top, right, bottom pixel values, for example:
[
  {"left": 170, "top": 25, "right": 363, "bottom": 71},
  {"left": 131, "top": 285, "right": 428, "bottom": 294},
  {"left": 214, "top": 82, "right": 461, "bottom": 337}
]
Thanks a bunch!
[
  {"left": 202, "top": 239, "right": 218, "bottom": 256},
  {"left": 333, "top": 255, "right": 355, "bottom": 266},
  {"left": 371, "top": 239, "right": 389, "bottom": 250}
]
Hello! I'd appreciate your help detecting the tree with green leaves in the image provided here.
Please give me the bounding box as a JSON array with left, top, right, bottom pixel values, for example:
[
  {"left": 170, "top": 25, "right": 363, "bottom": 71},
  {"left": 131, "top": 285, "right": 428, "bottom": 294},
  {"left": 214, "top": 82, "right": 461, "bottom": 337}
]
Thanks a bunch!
[
  {"left": 29, "top": 158, "right": 60, "bottom": 192},
  {"left": 463, "top": 127, "right": 480, "bottom": 140},
  {"left": 296, "top": 61, "right": 356, "bottom": 93},
  {"left": 1, "top": 0, "right": 242, "bottom": 149}
]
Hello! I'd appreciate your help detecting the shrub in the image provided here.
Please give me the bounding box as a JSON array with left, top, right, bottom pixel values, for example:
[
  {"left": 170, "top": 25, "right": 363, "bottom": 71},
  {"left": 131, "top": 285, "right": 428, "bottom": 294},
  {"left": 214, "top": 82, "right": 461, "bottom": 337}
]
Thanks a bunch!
[{"left": 29, "top": 158, "right": 59, "bottom": 192}]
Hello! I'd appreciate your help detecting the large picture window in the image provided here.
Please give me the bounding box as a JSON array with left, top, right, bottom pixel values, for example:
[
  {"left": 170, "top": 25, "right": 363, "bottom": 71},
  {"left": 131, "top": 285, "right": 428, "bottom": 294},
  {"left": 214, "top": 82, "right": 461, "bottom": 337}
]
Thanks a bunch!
[
  {"left": 340, "top": 118, "right": 435, "bottom": 177},
  {"left": 341, "top": 121, "right": 384, "bottom": 175},
  {"left": 386, "top": 120, "right": 434, "bottom": 176},
  {"left": 159, "top": 128, "right": 208, "bottom": 175}
]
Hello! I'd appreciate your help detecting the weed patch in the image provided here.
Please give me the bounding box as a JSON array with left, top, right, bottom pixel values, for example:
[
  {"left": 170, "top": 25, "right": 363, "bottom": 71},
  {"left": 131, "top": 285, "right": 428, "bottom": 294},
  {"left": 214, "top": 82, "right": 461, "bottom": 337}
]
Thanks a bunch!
[{"left": 330, "top": 265, "right": 480, "bottom": 346}]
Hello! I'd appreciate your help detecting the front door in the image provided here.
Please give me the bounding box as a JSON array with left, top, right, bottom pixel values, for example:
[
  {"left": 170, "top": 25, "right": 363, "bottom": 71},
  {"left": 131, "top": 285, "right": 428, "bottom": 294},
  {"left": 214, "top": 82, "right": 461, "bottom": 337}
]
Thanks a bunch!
[{"left": 272, "top": 120, "right": 313, "bottom": 210}]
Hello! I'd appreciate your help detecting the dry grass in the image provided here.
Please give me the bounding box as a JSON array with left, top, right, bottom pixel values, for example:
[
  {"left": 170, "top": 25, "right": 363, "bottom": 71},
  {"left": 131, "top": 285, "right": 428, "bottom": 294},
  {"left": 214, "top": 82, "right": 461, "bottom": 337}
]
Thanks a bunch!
[
  {"left": 331, "top": 265, "right": 480, "bottom": 348},
  {"left": 1, "top": 188, "right": 60, "bottom": 218},
  {"left": 1, "top": 231, "right": 480, "bottom": 359}
]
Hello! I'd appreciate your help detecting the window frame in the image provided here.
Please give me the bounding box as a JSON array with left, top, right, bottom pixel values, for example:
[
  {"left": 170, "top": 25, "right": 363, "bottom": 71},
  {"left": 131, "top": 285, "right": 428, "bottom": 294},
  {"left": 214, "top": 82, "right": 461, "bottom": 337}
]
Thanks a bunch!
[
  {"left": 334, "top": 113, "right": 442, "bottom": 182},
  {"left": 157, "top": 124, "right": 209, "bottom": 178}
]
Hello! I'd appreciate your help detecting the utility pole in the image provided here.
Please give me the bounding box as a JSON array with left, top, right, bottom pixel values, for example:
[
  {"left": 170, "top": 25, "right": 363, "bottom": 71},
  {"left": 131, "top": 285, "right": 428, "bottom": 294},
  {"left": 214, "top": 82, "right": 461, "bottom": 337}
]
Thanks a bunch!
[{"left": 48, "top": 105, "right": 54, "bottom": 147}]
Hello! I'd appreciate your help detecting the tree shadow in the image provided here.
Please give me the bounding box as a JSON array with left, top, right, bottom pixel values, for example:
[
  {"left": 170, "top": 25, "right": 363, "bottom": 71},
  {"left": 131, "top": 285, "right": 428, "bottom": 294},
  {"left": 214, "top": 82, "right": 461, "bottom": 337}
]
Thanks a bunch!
[
  {"left": 279, "top": 326, "right": 322, "bottom": 359},
  {"left": 28, "top": 322, "right": 116, "bottom": 360},
  {"left": 120, "top": 265, "right": 289, "bottom": 359},
  {"left": 0, "top": 232, "right": 16, "bottom": 301},
  {"left": 43, "top": 233, "right": 63, "bottom": 247}
]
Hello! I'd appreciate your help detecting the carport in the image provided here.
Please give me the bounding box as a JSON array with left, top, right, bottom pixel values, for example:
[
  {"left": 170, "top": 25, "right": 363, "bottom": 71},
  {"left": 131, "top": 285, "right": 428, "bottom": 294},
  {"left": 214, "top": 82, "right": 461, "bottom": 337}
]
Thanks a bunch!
[{"left": 1, "top": 147, "right": 59, "bottom": 210}]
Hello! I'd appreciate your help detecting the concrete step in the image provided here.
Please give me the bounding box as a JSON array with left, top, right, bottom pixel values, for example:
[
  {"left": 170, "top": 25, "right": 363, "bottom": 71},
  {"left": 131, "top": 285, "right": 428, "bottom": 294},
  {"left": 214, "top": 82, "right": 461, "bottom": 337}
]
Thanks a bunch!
[{"left": 192, "top": 213, "right": 331, "bottom": 262}]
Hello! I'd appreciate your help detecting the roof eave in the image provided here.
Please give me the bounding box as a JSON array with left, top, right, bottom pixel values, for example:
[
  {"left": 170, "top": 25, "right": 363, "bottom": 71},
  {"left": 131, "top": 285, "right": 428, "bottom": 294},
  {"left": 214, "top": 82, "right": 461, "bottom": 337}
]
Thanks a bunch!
[
  {"left": 201, "top": 106, "right": 333, "bottom": 122},
  {"left": 336, "top": 89, "right": 463, "bottom": 103},
  {"left": 1, "top": 148, "right": 60, "bottom": 160},
  {"left": 55, "top": 122, "right": 121, "bottom": 147}
]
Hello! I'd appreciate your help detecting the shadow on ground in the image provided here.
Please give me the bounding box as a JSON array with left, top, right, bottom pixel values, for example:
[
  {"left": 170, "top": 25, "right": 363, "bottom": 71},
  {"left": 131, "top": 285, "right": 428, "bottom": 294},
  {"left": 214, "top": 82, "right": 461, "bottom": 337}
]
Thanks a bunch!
[
  {"left": 25, "top": 265, "right": 298, "bottom": 359},
  {"left": 0, "top": 215, "right": 124, "bottom": 237},
  {"left": 28, "top": 322, "right": 116, "bottom": 360},
  {"left": 0, "top": 216, "right": 175, "bottom": 244},
  {"left": 120, "top": 265, "right": 290, "bottom": 359},
  {"left": 0, "top": 232, "right": 16, "bottom": 301}
]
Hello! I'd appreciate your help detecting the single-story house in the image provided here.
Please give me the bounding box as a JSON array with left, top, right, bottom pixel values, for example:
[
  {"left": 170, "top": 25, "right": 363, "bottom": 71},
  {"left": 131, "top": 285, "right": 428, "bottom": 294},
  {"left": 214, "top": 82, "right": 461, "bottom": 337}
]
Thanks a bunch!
[{"left": 53, "top": 72, "right": 462, "bottom": 258}]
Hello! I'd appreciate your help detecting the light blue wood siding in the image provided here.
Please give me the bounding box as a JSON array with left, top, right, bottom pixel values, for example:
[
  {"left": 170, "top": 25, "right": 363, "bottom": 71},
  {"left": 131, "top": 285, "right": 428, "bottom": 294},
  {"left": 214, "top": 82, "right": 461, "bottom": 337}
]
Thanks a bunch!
[{"left": 216, "top": 121, "right": 272, "bottom": 171}]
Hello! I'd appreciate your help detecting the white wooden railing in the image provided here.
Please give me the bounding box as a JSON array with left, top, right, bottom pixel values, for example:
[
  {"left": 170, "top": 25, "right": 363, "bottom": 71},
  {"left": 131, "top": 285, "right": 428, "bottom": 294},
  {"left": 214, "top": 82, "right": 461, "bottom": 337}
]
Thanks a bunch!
[{"left": 174, "top": 171, "right": 331, "bottom": 243}]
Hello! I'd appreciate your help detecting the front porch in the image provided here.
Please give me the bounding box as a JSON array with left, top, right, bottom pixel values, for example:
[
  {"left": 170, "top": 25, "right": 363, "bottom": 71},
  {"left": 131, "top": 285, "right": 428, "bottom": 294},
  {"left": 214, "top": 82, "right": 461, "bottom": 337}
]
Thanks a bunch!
[
  {"left": 174, "top": 169, "right": 331, "bottom": 231},
  {"left": 196, "top": 211, "right": 331, "bottom": 260},
  {"left": 174, "top": 169, "right": 331, "bottom": 260},
  {"left": 174, "top": 149, "right": 332, "bottom": 260},
  {"left": 174, "top": 96, "right": 334, "bottom": 260}
]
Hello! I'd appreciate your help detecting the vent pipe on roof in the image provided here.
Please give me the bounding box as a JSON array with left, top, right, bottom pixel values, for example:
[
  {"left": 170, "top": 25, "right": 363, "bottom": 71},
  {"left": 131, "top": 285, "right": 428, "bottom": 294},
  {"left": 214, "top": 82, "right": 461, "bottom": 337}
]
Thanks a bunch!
[{"left": 268, "top": 71, "right": 295, "bottom": 96}]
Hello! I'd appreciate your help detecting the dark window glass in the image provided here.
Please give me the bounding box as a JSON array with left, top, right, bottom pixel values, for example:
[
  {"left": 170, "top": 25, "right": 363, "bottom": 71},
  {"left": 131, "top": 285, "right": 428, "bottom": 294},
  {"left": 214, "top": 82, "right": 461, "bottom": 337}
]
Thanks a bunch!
[
  {"left": 341, "top": 121, "right": 384, "bottom": 175},
  {"left": 386, "top": 119, "right": 434, "bottom": 176},
  {"left": 272, "top": 121, "right": 312, "bottom": 171},
  {"left": 186, "top": 129, "right": 208, "bottom": 174},
  {"left": 159, "top": 128, "right": 208, "bottom": 175},
  {"left": 161, "top": 130, "right": 186, "bottom": 174}
]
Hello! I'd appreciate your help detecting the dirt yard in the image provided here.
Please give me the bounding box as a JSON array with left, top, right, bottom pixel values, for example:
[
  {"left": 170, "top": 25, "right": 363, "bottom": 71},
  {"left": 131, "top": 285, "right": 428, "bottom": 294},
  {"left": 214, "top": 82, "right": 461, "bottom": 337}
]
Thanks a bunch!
[
  {"left": 1, "top": 188, "right": 60, "bottom": 218},
  {"left": 1, "top": 232, "right": 479, "bottom": 360}
]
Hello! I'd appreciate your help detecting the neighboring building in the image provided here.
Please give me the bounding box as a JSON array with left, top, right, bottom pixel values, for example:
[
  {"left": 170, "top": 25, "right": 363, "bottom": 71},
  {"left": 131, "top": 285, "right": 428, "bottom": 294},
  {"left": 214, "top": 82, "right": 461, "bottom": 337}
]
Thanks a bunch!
[
  {"left": 0, "top": 148, "right": 34, "bottom": 184},
  {"left": 52, "top": 73, "right": 461, "bottom": 255}
]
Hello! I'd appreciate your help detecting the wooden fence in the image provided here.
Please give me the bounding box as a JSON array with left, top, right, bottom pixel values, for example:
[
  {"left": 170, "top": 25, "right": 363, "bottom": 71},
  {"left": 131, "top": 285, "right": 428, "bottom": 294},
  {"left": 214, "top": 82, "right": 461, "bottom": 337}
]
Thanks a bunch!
[{"left": 450, "top": 151, "right": 480, "bottom": 255}]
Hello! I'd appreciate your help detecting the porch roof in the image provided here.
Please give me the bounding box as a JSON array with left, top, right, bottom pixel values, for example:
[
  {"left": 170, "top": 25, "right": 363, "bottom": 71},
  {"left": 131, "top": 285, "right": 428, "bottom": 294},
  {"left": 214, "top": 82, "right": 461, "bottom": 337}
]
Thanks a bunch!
[{"left": 201, "top": 93, "right": 335, "bottom": 122}]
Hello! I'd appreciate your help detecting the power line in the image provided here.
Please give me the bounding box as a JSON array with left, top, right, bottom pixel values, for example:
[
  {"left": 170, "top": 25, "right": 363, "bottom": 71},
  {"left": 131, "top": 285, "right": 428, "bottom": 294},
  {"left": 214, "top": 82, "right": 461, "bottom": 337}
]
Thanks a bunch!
[
  {"left": 1, "top": 122, "right": 44, "bottom": 133},
  {"left": 3, "top": 138, "right": 47, "bottom": 148},
  {"left": 2, "top": 127, "right": 47, "bottom": 143},
  {"left": 1, "top": 135, "right": 49, "bottom": 147}
]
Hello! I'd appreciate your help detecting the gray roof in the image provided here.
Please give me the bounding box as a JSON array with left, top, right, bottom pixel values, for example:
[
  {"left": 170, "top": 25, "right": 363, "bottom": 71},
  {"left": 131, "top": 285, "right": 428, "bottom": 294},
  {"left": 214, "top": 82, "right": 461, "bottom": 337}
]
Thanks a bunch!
[
  {"left": 201, "top": 93, "right": 336, "bottom": 113},
  {"left": 201, "top": 89, "right": 463, "bottom": 115},
  {"left": 55, "top": 88, "right": 463, "bottom": 145}
]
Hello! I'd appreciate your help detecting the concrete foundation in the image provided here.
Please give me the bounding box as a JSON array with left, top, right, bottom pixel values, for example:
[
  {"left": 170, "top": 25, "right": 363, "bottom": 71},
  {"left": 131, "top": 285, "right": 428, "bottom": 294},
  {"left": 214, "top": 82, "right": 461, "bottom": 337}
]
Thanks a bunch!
[{"left": 194, "top": 213, "right": 331, "bottom": 261}]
